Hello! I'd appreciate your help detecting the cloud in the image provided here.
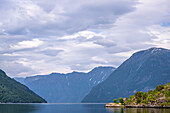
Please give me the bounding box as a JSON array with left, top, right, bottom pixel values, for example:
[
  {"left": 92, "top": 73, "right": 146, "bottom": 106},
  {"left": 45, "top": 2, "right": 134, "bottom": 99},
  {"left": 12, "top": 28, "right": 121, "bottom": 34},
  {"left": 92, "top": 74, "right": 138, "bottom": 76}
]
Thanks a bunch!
[
  {"left": 146, "top": 25, "right": 170, "bottom": 49},
  {"left": 10, "top": 39, "right": 43, "bottom": 50},
  {"left": 0, "top": 0, "right": 170, "bottom": 77},
  {"left": 101, "top": 0, "right": 170, "bottom": 50},
  {"left": 0, "top": 0, "right": 137, "bottom": 36},
  {"left": 40, "top": 49, "right": 64, "bottom": 56},
  {"left": 58, "top": 31, "right": 104, "bottom": 40},
  {"left": 94, "top": 39, "right": 116, "bottom": 47}
]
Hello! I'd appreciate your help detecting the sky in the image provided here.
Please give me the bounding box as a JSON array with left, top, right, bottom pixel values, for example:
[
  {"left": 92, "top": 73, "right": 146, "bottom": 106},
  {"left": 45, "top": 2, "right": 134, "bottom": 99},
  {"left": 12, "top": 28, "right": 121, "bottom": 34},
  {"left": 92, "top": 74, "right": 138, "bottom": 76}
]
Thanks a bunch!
[{"left": 0, "top": 0, "right": 170, "bottom": 77}]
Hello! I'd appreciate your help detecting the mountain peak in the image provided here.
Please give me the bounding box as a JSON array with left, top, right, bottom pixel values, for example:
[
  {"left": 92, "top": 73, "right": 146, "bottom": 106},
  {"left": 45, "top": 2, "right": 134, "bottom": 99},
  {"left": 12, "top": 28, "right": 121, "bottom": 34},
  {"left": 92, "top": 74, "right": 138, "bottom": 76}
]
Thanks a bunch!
[
  {"left": 71, "top": 71, "right": 85, "bottom": 74},
  {"left": 147, "top": 47, "right": 168, "bottom": 53},
  {"left": 131, "top": 47, "right": 169, "bottom": 59},
  {"left": 15, "top": 66, "right": 115, "bottom": 103},
  {"left": 82, "top": 47, "right": 170, "bottom": 103},
  {"left": 92, "top": 66, "right": 115, "bottom": 70}
]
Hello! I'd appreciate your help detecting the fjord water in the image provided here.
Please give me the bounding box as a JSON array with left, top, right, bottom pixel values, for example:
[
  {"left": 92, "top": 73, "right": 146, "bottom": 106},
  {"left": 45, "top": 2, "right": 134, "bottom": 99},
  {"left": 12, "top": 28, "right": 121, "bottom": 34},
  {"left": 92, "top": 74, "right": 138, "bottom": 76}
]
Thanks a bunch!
[{"left": 0, "top": 104, "right": 169, "bottom": 113}]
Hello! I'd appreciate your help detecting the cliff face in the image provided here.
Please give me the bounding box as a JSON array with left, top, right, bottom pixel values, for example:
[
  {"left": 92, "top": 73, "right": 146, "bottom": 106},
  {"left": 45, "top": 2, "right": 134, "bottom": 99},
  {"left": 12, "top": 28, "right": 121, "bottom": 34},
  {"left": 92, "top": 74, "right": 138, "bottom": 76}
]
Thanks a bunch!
[
  {"left": 82, "top": 48, "right": 170, "bottom": 103},
  {"left": 0, "top": 69, "right": 46, "bottom": 103}
]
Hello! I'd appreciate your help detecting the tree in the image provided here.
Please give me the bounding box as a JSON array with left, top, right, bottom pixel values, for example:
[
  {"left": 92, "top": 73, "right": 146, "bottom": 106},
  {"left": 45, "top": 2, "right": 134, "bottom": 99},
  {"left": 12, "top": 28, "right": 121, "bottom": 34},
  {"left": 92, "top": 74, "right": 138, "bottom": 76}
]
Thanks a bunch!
[
  {"left": 135, "top": 91, "right": 143, "bottom": 98},
  {"left": 113, "top": 99, "right": 118, "bottom": 103},
  {"left": 118, "top": 97, "right": 124, "bottom": 104},
  {"left": 142, "top": 92, "right": 147, "bottom": 100},
  {"left": 156, "top": 84, "right": 164, "bottom": 91},
  {"left": 135, "top": 91, "right": 143, "bottom": 104}
]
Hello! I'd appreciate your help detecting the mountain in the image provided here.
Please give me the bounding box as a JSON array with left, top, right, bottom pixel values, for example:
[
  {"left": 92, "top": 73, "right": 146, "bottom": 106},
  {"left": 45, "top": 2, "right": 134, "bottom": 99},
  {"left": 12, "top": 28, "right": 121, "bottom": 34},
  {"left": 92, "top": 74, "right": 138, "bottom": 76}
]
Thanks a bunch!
[
  {"left": 82, "top": 47, "right": 170, "bottom": 103},
  {"left": 15, "top": 66, "right": 115, "bottom": 103},
  {"left": 0, "top": 69, "right": 46, "bottom": 103}
]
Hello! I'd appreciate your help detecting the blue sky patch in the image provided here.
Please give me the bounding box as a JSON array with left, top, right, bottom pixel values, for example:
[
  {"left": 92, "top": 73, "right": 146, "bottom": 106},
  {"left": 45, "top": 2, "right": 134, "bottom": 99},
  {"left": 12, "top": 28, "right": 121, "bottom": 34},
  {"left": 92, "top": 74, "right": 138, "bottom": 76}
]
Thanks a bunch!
[{"left": 162, "top": 22, "right": 170, "bottom": 27}]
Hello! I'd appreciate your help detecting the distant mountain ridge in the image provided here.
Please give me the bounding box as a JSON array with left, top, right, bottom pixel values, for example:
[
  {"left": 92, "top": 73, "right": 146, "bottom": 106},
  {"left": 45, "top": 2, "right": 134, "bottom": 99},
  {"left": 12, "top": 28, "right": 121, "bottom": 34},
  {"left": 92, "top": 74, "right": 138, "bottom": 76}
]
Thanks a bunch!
[
  {"left": 15, "top": 66, "right": 115, "bottom": 103},
  {"left": 82, "top": 47, "right": 170, "bottom": 103},
  {"left": 0, "top": 69, "right": 46, "bottom": 103}
]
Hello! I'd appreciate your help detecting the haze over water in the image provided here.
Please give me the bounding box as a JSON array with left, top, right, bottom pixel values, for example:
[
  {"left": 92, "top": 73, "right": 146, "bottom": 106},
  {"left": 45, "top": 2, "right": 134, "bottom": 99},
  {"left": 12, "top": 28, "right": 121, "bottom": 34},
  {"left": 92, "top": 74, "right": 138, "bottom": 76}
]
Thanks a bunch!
[{"left": 0, "top": 104, "right": 169, "bottom": 113}]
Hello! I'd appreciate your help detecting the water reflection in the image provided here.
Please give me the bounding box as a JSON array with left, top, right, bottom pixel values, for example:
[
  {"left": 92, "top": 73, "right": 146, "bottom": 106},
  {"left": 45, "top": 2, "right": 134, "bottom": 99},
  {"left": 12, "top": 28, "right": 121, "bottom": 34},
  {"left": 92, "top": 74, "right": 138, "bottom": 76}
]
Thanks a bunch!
[
  {"left": 82, "top": 103, "right": 109, "bottom": 113},
  {"left": 125, "top": 108, "right": 170, "bottom": 113},
  {"left": 106, "top": 108, "right": 124, "bottom": 113},
  {"left": 0, "top": 104, "right": 39, "bottom": 113},
  {"left": 34, "top": 104, "right": 108, "bottom": 113},
  {"left": 0, "top": 104, "right": 169, "bottom": 113},
  {"left": 106, "top": 108, "right": 170, "bottom": 113}
]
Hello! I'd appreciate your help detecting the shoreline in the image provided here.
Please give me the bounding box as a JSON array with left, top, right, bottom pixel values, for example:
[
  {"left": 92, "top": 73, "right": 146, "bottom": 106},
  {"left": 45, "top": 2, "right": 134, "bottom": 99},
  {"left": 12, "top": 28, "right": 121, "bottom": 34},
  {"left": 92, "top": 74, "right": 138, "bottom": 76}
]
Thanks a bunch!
[
  {"left": 104, "top": 104, "right": 170, "bottom": 108},
  {"left": 104, "top": 103, "right": 123, "bottom": 108},
  {"left": 0, "top": 103, "right": 107, "bottom": 105},
  {"left": 125, "top": 105, "right": 170, "bottom": 108},
  {"left": 104, "top": 103, "right": 170, "bottom": 108}
]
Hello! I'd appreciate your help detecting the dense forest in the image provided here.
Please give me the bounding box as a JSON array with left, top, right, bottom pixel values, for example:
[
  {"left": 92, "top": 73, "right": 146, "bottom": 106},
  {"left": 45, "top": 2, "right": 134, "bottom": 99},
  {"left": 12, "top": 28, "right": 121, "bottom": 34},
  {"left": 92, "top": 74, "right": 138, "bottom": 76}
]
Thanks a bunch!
[{"left": 0, "top": 69, "right": 46, "bottom": 103}]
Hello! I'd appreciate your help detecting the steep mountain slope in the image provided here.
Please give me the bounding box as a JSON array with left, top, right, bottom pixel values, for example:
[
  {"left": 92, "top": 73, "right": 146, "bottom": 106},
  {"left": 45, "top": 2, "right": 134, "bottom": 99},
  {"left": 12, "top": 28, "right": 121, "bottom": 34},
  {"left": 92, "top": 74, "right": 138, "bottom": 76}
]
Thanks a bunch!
[
  {"left": 15, "top": 66, "right": 115, "bottom": 103},
  {"left": 82, "top": 48, "right": 170, "bottom": 103},
  {"left": 0, "top": 69, "right": 46, "bottom": 103}
]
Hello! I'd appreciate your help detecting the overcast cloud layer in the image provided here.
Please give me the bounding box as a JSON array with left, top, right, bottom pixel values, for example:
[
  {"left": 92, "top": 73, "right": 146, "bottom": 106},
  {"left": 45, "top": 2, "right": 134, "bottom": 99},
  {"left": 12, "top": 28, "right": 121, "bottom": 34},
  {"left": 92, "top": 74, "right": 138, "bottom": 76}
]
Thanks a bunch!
[{"left": 0, "top": 0, "right": 170, "bottom": 77}]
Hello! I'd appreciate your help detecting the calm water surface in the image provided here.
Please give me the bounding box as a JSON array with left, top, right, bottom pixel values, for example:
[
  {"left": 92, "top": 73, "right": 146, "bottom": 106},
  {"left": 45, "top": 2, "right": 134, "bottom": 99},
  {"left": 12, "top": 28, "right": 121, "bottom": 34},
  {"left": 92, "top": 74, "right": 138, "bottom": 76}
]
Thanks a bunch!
[{"left": 0, "top": 104, "right": 169, "bottom": 113}]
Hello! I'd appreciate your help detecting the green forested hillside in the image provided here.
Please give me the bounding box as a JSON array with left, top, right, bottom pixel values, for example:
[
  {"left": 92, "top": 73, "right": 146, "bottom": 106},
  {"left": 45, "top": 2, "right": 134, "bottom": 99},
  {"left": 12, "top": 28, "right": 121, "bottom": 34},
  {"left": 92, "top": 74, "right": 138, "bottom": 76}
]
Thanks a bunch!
[
  {"left": 125, "top": 82, "right": 170, "bottom": 106},
  {"left": 0, "top": 69, "right": 46, "bottom": 103}
]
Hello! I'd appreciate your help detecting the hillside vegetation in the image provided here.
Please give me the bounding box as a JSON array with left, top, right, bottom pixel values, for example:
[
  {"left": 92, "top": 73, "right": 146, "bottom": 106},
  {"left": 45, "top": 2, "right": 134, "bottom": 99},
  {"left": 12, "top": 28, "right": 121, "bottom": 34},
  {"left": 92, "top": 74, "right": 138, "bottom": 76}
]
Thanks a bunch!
[
  {"left": 0, "top": 69, "right": 46, "bottom": 103},
  {"left": 125, "top": 82, "right": 170, "bottom": 107}
]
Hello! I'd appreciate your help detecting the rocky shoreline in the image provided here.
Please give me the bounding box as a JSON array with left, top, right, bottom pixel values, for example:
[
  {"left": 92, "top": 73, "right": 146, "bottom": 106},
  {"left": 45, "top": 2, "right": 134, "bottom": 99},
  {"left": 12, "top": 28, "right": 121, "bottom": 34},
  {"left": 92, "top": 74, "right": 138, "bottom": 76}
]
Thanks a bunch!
[
  {"left": 125, "top": 105, "right": 170, "bottom": 108},
  {"left": 104, "top": 103, "right": 123, "bottom": 108},
  {"left": 104, "top": 103, "right": 170, "bottom": 108}
]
